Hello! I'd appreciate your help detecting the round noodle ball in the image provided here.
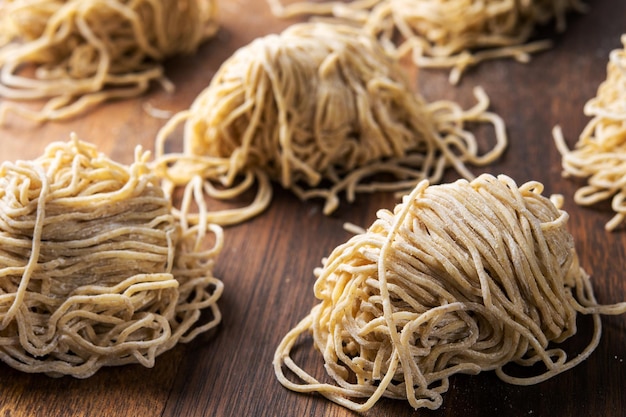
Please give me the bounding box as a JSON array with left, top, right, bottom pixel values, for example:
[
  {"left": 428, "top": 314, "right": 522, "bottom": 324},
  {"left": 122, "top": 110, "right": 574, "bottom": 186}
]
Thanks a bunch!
[
  {"left": 0, "top": 137, "right": 223, "bottom": 377},
  {"left": 185, "top": 22, "right": 437, "bottom": 186},
  {"left": 159, "top": 22, "right": 505, "bottom": 220},
  {"left": 274, "top": 174, "right": 622, "bottom": 412}
]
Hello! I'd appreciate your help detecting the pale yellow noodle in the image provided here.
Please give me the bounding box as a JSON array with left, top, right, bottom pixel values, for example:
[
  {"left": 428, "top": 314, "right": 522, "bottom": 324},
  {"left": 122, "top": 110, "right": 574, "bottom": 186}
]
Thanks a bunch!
[
  {"left": 153, "top": 22, "right": 507, "bottom": 227},
  {"left": 273, "top": 173, "right": 626, "bottom": 412},
  {"left": 0, "top": 134, "right": 224, "bottom": 378},
  {"left": 267, "top": 0, "right": 587, "bottom": 84},
  {"left": 554, "top": 34, "right": 626, "bottom": 231},
  {"left": 0, "top": 0, "right": 218, "bottom": 122}
]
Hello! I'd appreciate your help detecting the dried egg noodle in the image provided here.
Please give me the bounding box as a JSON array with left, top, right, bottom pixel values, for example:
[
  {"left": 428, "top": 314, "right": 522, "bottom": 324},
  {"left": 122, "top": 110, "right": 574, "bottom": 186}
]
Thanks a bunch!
[
  {"left": 267, "top": 0, "right": 588, "bottom": 84},
  {"left": 274, "top": 174, "right": 626, "bottom": 412},
  {"left": 0, "top": 0, "right": 218, "bottom": 122},
  {"left": 0, "top": 136, "right": 224, "bottom": 378},
  {"left": 154, "top": 22, "right": 507, "bottom": 226},
  {"left": 555, "top": 34, "right": 626, "bottom": 231}
]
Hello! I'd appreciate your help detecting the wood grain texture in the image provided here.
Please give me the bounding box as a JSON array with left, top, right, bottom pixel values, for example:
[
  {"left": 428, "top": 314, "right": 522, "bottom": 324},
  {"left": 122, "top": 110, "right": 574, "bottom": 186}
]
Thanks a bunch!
[{"left": 1, "top": 1, "right": 625, "bottom": 416}]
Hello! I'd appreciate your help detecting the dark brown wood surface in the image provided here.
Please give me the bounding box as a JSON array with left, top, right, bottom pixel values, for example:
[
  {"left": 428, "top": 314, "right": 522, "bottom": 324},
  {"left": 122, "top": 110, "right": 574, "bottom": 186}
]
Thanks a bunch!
[{"left": 1, "top": 1, "right": 625, "bottom": 416}]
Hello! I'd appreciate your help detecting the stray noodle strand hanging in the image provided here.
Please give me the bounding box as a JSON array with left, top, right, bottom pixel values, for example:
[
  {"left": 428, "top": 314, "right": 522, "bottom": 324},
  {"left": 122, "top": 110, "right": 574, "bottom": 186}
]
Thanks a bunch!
[
  {"left": 273, "top": 173, "right": 626, "bottom": 412},
  {"left": 0, "top": 135, "right": 224, "bottom": 378},
  {"left": 153, "top": 22, "right": 507, "bottom": 227},
  {"left": 267, "top": 0, "right": 588, "bottom": 84},
  {"left": 554, "top": 34, "right": 626, "bottom": 231},
  {"left": 0, "top": 0, "right": 218, "bottom": 122}
]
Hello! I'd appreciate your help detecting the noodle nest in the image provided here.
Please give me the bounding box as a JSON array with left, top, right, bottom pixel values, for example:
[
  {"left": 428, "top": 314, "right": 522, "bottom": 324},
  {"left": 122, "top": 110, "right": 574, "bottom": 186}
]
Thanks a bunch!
[
  {"left": 555, "top": 34, "right": 626, "bottom": 231},
  {"left": 0, "top": 0, "right": 218, "bottom": 122},
  {"left": 267, "top": 0, "right": 588, "bottom": 84},
  {"left": 274, "top": 173, "right": 626, "bottom": 412},
  {"left": 0, "top": 136, "right": 224, "bottom": 378},
  {"left": 154, "top": 22, "right": 507, "bottom": 226}
]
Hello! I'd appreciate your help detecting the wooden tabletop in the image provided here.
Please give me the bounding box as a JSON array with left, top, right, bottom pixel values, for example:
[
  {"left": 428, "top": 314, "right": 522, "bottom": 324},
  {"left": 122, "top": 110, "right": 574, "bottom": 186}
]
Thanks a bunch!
[{"left": 1, "top": 1, "right": 625, "bottom": 416}]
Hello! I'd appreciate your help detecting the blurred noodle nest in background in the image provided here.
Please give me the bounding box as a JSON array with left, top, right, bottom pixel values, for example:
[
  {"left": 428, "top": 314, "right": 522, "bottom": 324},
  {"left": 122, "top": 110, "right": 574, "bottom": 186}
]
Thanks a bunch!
[
  {"left": 267, "top": 0, "right": 588, "bottom": 84},
  {"left": 154, "top": 22, "right": 507, "bottom": 227},
  {"left": 0, "top": 0, "right": 218, "bottom": 122}
]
